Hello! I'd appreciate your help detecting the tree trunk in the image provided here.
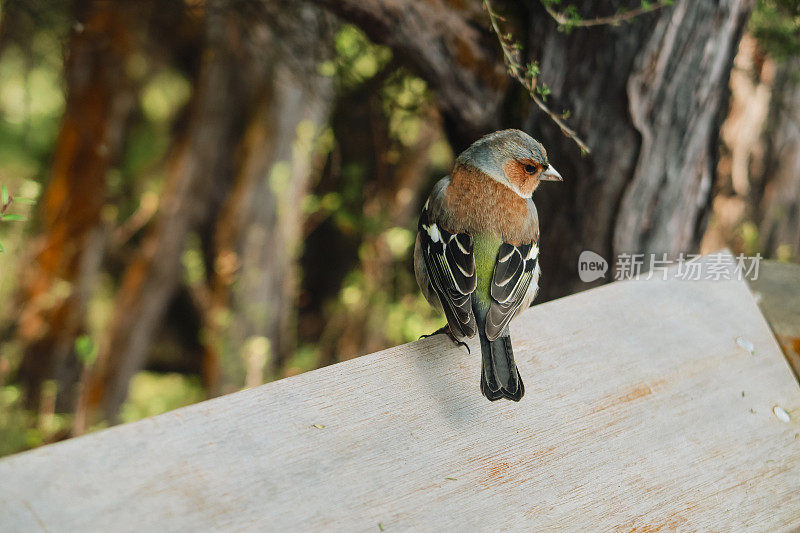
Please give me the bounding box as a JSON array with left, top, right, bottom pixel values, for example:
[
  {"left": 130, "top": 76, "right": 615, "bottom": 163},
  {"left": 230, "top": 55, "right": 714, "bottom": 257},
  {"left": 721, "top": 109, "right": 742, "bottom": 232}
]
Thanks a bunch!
[
  {"left": 15, "top": 0, "right": 140, "bottom": 412},
  {"left": 702, "top": 34, "right": 800, "bottom": 262},
  {"left": 754, "top": 57, "right": 800, "bottom": 260},
  {"left": 315, "top": 0, "right": 752, "bottom": 298},
  {"left": 613, "top": 0, "right": 751, "bottom": 254},
  {"left": 79, "top": 0, "right": 335, "bottom": 422},
  {"left": 208, "top": 2, "right": 335, "bottom": 392},
  {"left": 526, "top": 0, "right": 752, "bottom": 297},
  {"left": 78, "top": 3, "right": 255, "bottom": 425}
]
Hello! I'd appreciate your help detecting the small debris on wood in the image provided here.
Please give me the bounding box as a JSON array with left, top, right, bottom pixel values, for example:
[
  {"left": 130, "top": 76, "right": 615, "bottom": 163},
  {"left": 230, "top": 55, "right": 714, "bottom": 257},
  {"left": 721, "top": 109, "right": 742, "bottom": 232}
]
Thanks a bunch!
[
  {"left": 736, "top": 336, "right": 755, "bottom": 355},
  {"left": 445, "top": 477, "right": 457, "bottom": 480},
  {"left": 773, "top": 405, "right": 791, "bottom": 423},
  {"left": 312, "top": 424, "right": 326, "bottom": 429},
  {"left": 378, "top": 522, "right": 385, "bottom": 531}
]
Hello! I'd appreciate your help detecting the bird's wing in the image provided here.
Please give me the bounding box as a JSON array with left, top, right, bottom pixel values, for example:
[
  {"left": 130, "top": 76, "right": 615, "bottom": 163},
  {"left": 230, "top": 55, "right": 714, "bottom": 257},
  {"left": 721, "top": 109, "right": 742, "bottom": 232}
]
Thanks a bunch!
[
  {"left": 486, "top": 240, "right": 538, "bottom": 341},
  {"left": 418, "top": 185, "right": 477, "bottom": 339}
]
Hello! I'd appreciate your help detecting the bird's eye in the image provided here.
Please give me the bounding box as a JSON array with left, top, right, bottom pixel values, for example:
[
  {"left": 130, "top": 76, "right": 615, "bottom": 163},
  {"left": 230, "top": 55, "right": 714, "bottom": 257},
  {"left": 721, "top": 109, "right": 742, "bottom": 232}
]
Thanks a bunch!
[{"left": 524, "top": 164, "right": 537, "bottom": 174}]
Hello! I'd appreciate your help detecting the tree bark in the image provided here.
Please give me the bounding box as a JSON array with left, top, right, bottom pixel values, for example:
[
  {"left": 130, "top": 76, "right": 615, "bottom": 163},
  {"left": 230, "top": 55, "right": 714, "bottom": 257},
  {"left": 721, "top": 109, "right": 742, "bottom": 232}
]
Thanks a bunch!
[
  {"left": 527, "top": 0, "right": 752, "bottom": 296},
  {"left": 613, "top": 0, "right": 751, "bottom": 255},
  {"left": 15, "top": 0, "right": 140, "bottom": 412}
]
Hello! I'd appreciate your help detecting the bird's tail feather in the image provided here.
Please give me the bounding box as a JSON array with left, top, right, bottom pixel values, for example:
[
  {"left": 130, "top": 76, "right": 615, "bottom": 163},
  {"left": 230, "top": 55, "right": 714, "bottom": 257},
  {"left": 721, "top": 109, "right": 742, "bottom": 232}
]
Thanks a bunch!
[{"left": 478, "top": 330, "right": 524, "bottom": 402}]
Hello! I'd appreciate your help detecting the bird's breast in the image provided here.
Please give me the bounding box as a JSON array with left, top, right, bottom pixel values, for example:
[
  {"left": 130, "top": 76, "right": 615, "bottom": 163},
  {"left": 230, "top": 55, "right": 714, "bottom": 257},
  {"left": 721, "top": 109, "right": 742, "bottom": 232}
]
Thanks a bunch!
[
  {"left": 442, "top": 164, "right": 536, "bottom": 245},
  {"left": 472, "top": 233, "right": 503, "bottom": 305}
]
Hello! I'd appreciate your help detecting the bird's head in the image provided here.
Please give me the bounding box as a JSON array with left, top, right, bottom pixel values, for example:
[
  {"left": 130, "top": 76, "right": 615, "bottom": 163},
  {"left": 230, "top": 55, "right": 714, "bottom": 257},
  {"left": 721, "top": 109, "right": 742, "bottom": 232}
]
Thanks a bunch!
[{"left": 455, "top": 129, "right": 562, "bottom": 198}]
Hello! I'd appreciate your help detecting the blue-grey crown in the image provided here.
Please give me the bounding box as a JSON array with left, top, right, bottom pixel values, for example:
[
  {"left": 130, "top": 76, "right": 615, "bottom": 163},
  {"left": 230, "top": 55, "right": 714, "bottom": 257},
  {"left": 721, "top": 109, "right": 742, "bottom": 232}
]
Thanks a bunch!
[{"left": 456, "top": 129, "right": 548, "bottom": 182}]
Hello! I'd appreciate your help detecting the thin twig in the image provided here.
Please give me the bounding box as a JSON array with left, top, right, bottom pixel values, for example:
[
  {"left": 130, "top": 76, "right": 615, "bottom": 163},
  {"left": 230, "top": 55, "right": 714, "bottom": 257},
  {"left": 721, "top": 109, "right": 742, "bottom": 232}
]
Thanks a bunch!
[
  {"left": 483, "top": 0, "right": 591, "bottom": 154},
  {"left": 542, "top": 1, "right": 670, "bottom": 28},
  {"left": 1, "top": 196, "right": 13, "bottom": 217}
]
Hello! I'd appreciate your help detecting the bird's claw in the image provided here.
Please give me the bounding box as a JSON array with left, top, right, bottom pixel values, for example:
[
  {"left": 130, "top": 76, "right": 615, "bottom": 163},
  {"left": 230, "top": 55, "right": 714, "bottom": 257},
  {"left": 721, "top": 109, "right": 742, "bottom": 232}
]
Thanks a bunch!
[
  {"left": 419, "top": 326, "right": 470, "bottom": 354},
  {"left": 451, "top": 338, "right": 470, "bottom": 354}
]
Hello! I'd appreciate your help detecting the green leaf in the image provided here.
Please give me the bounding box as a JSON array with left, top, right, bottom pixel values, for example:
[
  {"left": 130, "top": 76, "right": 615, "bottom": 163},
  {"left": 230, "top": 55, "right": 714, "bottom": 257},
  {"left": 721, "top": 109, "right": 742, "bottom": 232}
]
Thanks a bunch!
[
  {"left": 1, "top": 214, "right": 26, "bottom": 222},
  {"left": 1, "top": 185, "right": 7, "bottom": 205},
  {"left": 75, "top": 335, "right": 97, "bottom": 365},
  {"left": 525, "top": 61, "right": 540, "bottom": 79},
  {"left": 0, "top": 241, "right": 5, "bottom": 253},
  {"left": 535, "top": 83, "right": 552, "bottom": 101}
]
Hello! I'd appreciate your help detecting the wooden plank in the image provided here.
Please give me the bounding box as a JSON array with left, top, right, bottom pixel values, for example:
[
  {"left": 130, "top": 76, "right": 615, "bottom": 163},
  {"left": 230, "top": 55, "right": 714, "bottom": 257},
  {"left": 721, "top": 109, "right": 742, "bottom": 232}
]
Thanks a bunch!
[{"left": 1, "top": 267, "right": 799, "bottom": 531}]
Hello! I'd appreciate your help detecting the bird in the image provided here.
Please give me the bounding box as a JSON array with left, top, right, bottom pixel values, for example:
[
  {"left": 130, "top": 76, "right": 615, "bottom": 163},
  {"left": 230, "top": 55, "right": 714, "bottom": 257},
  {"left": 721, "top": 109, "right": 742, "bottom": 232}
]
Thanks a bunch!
[{"left": 414, "top": 129, "right": 562, "bottom": 402}]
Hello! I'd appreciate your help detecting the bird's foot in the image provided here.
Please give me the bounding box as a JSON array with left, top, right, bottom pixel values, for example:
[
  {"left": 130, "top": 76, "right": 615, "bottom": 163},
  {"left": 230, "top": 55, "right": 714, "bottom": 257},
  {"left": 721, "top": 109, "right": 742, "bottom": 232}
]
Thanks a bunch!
[{"left": 419, "top": 326, "right": 470, "bottom": 354}]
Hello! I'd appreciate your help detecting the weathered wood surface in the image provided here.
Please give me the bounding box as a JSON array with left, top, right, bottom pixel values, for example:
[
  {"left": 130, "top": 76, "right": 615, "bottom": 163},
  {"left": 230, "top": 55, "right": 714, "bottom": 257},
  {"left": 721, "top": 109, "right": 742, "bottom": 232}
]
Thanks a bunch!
[{"left": 1, "top": 269, "right": 799, "bottom": 531}]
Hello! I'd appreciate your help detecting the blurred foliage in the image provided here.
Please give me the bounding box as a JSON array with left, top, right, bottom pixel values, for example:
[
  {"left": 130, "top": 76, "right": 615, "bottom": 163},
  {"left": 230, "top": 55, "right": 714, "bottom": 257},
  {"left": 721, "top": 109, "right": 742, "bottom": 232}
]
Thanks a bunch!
[
  {"left": 0, "top": 2, "right": 198, "bottom": 455},
  {"left": 741, "top": 221, "right": 761, "bottom": 257},
  {"left": 0, "top": 19, "right": 450, "bottom": 458},
  {"left": 292, "top": 25, "right": 448, "bottom": 372},
  {"left": 0, "top": 20, "right": 55, "bottom": 458},
  {"left": 0, "top": 36, "right": 65, "bottom": 180},
  {"left": 0, "top": 381, "right": 71, "bottom": 457},
  {"left": 332, "top": 24, "right": 392, "bottom": 89},
  {"left": 0, "top": 184, "right": 33, "bottom": 252},
  {"left": 120, "top": 372, "right": 205, "bottom": 424},
  {"left": 750, "top": 0, "right": 800, "bottom": 58}
]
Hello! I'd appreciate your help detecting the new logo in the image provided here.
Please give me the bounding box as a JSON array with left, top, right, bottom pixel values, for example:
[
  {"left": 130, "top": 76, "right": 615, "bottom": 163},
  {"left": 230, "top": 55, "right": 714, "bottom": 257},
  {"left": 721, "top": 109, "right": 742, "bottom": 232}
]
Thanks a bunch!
[{"left": 578, "top": 250, "right": 608, "bottom": 282}]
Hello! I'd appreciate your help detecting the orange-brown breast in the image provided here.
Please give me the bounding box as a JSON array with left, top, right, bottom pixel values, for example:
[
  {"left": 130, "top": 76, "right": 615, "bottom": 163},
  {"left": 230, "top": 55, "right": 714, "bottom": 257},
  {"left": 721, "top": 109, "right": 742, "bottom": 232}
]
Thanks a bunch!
[{"left": 442, "top": 163, "right": 536, "bottom": 245}]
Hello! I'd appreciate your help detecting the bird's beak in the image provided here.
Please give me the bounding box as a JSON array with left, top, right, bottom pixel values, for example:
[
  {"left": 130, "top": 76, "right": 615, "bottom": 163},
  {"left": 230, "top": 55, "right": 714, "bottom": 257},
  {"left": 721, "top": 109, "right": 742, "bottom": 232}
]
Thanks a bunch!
[{"left": 540, "top": 166, "right": 563, "bottom": 182}]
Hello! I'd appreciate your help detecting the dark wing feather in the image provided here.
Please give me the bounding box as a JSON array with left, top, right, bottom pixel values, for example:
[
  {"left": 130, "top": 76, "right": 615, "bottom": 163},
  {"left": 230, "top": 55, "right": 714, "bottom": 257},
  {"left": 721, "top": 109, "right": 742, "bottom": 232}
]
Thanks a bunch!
[
  {"left": 418, "top": 200, "right": 477, "bottom": 339},
  {"left": 486, "top": 241, "right": 538, "bottom": 341}
]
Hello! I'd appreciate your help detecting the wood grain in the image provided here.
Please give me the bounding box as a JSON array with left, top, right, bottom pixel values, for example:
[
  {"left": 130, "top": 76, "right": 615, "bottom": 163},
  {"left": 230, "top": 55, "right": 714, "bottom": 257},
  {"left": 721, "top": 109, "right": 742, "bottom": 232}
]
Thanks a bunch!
[{"left": 1, "top": 270, "right": 798, "bottom": 531}]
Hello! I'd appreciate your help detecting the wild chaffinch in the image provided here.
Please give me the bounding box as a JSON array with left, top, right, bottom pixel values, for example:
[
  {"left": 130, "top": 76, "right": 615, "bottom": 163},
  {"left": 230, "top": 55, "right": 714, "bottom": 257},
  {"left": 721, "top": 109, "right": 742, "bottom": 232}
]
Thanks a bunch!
[{"left": 415, "top": 129, "right": 562, "bottom": 402}]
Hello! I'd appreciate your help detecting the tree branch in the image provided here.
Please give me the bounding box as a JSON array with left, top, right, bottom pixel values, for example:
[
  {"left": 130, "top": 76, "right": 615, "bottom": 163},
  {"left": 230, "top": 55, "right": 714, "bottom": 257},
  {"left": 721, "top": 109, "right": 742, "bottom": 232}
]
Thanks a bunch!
[
  {"left": 542, "top": 1, "right": 671, "bottom": 29},
  {"left": 483, "top": 0, "right": 591, "bottom": 154}
]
